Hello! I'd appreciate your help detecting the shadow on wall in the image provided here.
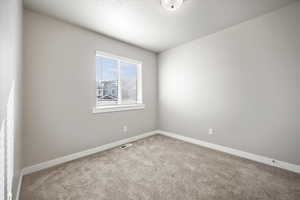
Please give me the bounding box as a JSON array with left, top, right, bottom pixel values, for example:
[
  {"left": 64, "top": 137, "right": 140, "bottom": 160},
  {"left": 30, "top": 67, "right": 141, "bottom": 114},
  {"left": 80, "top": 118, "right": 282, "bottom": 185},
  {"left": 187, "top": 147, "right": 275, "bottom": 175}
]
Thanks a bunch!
[{"left": 0, "top": 81, "right": 15, "bottom": 199}]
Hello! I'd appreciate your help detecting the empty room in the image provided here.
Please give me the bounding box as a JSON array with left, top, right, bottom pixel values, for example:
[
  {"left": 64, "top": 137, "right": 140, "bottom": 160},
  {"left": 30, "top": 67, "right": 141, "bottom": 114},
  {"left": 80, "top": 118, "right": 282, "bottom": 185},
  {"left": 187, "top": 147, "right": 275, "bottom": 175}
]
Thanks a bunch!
[{"left": 1, "top": 0, "right": 300, "bottom": 199}]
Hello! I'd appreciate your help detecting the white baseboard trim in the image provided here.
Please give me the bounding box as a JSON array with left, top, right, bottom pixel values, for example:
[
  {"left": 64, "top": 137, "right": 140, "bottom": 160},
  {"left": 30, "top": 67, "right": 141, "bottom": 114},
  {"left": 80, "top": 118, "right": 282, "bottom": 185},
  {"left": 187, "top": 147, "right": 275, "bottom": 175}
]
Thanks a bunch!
[
  {"left": 22, "top": 131, "right": 157, "bottom": 175},
  {"left": 15, "top": 170, "right": 23, "bottom": 200},
  {"left": 17, "top": 129, "right": 299, "bottom": 199},
  {"left": 157, "top": 130, "right": 300, "bottom": 174}
]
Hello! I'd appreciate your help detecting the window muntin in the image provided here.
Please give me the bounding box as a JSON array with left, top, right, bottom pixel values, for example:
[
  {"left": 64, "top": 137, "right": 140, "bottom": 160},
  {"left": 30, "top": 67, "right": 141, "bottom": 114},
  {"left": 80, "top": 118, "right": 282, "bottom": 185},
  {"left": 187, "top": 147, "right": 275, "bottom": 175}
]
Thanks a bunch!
[{"left": 96, "top": 52, "right": 142, "bottom": 107}]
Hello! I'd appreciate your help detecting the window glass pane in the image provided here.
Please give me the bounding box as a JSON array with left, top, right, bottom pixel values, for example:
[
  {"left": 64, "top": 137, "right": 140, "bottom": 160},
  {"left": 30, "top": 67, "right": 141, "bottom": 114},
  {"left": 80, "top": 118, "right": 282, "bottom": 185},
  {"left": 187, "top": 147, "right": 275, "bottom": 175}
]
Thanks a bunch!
[
  {"left": 121, "top": 62, "right": 138, "bottom": 104},
  {"left": 96, "top": 56, "right": 119, "bottom": 105}
]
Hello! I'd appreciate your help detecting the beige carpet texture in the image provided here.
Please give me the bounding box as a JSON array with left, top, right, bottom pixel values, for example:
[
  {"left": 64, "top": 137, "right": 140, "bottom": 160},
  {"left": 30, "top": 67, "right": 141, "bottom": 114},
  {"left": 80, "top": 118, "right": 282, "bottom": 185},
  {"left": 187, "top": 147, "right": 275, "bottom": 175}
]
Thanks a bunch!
[{"left": 20, "top": 134, "right": 300, "bottom": 200}]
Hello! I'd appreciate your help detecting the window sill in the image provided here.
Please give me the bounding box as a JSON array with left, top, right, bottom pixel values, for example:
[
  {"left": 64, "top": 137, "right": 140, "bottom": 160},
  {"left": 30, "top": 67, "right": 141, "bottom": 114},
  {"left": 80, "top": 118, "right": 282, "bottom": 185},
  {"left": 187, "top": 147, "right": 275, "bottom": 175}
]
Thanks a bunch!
[{"left": 92, "top": 104, "right": 145, "bottom": 114}]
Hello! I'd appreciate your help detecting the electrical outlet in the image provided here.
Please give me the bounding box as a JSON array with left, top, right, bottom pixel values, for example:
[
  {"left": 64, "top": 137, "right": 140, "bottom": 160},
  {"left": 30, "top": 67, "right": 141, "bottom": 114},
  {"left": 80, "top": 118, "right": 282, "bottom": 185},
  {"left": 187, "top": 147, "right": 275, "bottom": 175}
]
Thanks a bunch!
[
  {"left": 208, "top": 128, "right": 215, "bottom": 135},
  {"left": 123, "top": 125, "right": 128, "bottom": 133}
]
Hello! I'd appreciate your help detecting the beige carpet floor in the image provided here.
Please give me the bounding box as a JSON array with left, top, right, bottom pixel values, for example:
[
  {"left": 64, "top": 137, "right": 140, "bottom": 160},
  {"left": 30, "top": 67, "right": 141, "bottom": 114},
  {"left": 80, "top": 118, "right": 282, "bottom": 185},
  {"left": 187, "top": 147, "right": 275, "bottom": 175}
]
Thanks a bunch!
[{"left": 21, "top": 134, "right": 300, "bottom": 200}]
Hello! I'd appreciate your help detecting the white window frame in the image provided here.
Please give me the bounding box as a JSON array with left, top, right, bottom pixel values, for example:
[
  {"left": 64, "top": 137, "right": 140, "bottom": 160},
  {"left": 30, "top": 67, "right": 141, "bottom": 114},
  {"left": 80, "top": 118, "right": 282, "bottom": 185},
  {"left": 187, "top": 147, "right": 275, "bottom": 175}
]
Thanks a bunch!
[{"left": 93, "top": 51, "right": 145, "bottom": 113}]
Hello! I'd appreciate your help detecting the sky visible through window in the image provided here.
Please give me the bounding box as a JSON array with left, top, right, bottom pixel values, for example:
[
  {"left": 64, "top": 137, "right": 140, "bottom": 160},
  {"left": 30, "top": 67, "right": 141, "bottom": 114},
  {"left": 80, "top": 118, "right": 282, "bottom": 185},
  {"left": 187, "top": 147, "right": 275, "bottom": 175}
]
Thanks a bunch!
[{"left": 96, "top": 56, "right": 137, "bottom": 81}]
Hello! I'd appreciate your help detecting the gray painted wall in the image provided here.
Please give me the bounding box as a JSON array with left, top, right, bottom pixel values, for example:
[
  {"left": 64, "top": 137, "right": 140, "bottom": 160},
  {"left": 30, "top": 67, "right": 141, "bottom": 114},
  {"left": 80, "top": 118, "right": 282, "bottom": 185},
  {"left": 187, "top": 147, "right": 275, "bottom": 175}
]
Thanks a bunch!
[
  {"left": 158, "top": 2, "right": 300, "bottom": 165},
  {"left": 23, "top": 10, "right": 157, "bottom": 167},
  {"left": 0, "top": 0, "right": 23, "bottom": 198}
]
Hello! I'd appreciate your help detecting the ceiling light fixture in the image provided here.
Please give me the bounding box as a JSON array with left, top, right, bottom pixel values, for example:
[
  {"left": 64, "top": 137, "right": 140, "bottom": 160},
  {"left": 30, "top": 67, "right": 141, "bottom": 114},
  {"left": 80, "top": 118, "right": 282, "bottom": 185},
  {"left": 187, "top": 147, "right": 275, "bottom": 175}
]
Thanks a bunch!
[{"left": 161, "top": 0, "right": 183, "bottom": 11}]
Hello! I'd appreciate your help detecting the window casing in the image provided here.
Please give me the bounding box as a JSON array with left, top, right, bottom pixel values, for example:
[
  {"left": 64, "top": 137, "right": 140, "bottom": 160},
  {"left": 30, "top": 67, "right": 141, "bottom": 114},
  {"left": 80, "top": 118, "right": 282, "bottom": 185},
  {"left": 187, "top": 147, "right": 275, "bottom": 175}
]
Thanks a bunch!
[{"left": 93, "top": 51, "right": 144, "bottom": 113}]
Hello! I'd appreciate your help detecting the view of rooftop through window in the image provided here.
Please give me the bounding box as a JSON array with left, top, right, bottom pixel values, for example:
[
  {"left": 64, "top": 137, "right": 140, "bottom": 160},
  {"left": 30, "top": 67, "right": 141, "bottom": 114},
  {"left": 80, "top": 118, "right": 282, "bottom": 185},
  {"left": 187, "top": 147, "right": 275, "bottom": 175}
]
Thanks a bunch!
[{"left": 96, "top": 55, "right": 138, "bottom": 106}]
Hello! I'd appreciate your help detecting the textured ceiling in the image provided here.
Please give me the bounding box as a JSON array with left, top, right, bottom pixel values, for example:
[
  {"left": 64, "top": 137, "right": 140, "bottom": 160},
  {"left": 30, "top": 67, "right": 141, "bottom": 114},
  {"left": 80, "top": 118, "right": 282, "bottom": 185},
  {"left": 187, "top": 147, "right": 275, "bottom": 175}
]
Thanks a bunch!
[{"left": 24, "top": 0, "right": 298, "bottom": 52}]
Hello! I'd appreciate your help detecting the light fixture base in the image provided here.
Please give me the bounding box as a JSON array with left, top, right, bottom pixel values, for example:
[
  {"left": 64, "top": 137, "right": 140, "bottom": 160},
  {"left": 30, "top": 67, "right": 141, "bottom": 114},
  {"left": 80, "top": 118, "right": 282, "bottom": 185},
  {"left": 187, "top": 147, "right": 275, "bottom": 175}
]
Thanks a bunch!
[{"left": 161, "top": 0, "right": 183, "bottom": 11}]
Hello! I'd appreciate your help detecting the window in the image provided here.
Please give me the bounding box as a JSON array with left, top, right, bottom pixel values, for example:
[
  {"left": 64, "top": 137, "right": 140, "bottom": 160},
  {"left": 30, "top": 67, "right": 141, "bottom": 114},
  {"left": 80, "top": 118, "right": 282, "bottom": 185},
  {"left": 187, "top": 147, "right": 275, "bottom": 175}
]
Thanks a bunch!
[{"left": 93, "top": 51, "right": 144, "bottom": 113}]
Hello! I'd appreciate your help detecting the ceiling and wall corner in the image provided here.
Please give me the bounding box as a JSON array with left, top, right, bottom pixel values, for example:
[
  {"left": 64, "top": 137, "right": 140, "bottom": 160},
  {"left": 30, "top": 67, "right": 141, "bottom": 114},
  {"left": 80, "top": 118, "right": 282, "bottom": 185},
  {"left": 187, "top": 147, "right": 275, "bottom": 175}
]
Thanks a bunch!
[
  {"left": 21, "top": 0, "right": 300, "bottom": 169},
  {"left": 23, "top": 0, "right": 298, "bottom": 52}
]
